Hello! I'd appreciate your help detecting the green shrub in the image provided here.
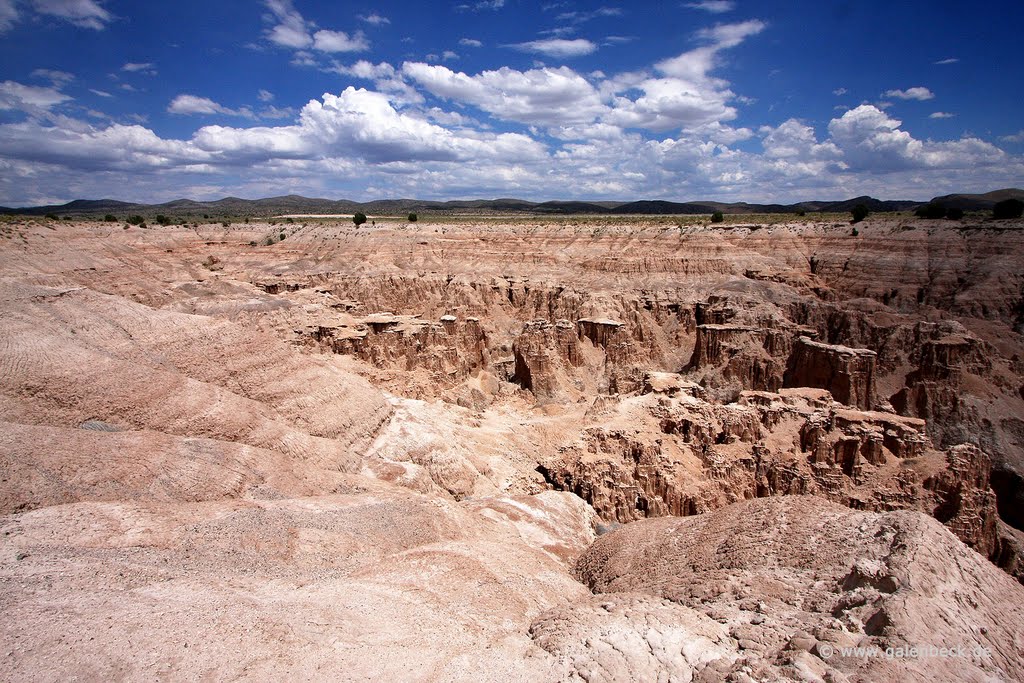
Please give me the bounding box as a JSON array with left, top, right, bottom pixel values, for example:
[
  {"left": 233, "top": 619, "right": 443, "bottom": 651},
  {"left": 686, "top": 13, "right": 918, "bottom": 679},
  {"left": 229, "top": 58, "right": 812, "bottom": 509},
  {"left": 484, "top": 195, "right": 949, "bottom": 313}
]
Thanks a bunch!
[
  {"left": 914, "top": 204, "right": 946, "bottom": 219},
  {"left": 155, "top": 214, "right": 171, "bottom": 226},
  {"left": 45, "top": 213, "right": 59, "bottom": 220},
  {"left": 408, "top": 212, "right": 418, "bottom": 222},
  {"left": 104, "top": 214, "right": 118, "bottom": 222},
  {"left": 353, "top": 212, "right": 367, "bottom": 227},
  {"left": 127, "top": 215, "right": 145, "bottom": 226},
  {"left": 946, "top": 207, "right": 964, "bottom": 220},
  {"left": 993, "top": 198, "right": 1024, "bottom": 219},
  {"left": 710, "top": 211, "right": 724, "bottom": 223},
  {"left": 851, "top": 204, "right": 869, "bottom": 223}
]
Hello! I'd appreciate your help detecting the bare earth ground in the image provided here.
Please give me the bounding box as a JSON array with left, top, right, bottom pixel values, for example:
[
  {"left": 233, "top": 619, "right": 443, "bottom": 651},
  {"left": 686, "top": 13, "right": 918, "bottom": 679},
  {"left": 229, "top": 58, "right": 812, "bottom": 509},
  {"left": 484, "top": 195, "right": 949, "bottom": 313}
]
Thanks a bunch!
[{"left": 1, "top": 214, "right": 1023, "bottom": 681}]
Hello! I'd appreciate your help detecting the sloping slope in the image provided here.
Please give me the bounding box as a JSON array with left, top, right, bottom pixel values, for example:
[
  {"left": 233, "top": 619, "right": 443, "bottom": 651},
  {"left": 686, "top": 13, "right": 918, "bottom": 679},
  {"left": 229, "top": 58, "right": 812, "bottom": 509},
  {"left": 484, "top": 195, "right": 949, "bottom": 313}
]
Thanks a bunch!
[
  {"left": 0, "top": 277, "right": 392, "bottom": 470},
  {"left": 552, "top": 496, "right": 1024, "bottom": 682}
]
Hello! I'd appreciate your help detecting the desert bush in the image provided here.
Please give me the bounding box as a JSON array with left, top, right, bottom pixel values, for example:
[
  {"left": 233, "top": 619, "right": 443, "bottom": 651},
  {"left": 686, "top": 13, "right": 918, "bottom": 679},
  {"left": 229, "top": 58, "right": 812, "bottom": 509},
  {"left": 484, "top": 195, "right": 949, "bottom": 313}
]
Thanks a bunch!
[
  {"left": 155, "top": 214, "right": 171, "bottom": 226},
  {"left": 127, "top": 215, "right": 145, "bottom": 226},
  {"left": 851, "top": 204, "right": 869, "bottom": 223},
  {"left": 914, "top": 204, "right": 947, "bottom": 219},
  {"left": 711, "top": 211, "right": 724, "bottom": 223},
  {"left": 946, "top": 207, "right": 964, "bottom": 220},
  {"left": 104, "top": 214, "right": 117, "bottom": 222},
  {"left": 993, "top": 198, "right": 1024, "bottom": 219},
  {"left": 408, "top": 212, "right": 418, "bottom": 222},
  {"left": 279, "top": 232, "right": 286, "bottom": 241},
  {"left": 353, "top": 212, "right": 367, "bottom": 227},
  {"left": 45, "top": 213, "right": 59, "bottom": 220}
]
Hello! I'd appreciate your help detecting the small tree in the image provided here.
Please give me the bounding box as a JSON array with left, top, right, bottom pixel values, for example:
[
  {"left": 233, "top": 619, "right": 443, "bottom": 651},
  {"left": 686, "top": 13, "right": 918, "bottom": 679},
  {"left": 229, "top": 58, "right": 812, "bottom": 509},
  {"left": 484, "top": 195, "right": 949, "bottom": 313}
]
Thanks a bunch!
[
  {"left": 155, "top": 214, "right": 171, "bottom": 226},
  {"left": 851, "top": 204, "right": 869, "bottom": 223},
  {"left": 710, "top": 211, "right": 724, "bottom": 223},
  {"left": 104, "top": 214, "right": 118, "bottom": 222},
  {"left": 127, "top": 215, "right": 145, "bottom": 226},
  {"left": 408, "top": 212, "right": 418, "bottom": 222},
  {"left": 993, "top": 198, "right": 1024, "bottom": 219},
  {"left": 353, "top": 212, "right": 367, "bottom": 227}
]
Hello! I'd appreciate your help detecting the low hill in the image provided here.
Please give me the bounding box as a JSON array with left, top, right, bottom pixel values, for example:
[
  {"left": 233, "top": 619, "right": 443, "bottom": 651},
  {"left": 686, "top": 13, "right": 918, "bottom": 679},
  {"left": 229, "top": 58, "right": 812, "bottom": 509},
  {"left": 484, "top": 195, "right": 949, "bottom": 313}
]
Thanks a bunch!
[{"left": 2, "top": 189, "right": 1019, "bottom": 218}]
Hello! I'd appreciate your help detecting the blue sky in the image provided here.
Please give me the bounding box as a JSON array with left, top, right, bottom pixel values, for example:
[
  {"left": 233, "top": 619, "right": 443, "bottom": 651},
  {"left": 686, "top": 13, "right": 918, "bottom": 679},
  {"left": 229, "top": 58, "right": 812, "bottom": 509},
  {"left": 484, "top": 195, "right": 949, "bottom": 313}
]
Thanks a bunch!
[{"left": 0, "top": 0, "right": 1022, "bottom": 206}]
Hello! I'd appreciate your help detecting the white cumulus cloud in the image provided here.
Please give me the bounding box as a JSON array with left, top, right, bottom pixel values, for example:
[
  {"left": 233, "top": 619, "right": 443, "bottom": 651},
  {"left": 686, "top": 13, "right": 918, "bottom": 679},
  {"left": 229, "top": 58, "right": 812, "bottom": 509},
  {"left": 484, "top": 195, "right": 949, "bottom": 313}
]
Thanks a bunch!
[
  {"left": 264, "top": 0, "right": 368, "bottom": 54},
  {"left": 0, "top": 80, "right": 72, "bottom": 111},
  {"left": 403, "top": 62, "right": 606, "bottom": 126},
  {"left": 883, "top": 86, "right": 934, "bottom": 101}
]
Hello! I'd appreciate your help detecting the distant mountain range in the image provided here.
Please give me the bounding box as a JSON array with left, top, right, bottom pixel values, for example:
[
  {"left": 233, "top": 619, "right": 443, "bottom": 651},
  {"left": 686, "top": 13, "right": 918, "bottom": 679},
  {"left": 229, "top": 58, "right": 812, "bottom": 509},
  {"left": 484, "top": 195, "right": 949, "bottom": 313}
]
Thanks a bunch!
[{"left": 2, "top": 189, "right": 1021, "bottom": 218}]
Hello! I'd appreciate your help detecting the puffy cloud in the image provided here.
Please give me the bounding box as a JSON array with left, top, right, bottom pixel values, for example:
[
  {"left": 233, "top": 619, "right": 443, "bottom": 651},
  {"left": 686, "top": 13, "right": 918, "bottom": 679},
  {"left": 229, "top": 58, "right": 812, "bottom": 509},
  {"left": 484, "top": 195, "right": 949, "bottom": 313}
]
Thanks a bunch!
[
  {"left": 0, "top": 119, "right": 202, "bottom": 171},
  {"left": 828, "top": 105, "right": 1004, "bottom": 171},
  {"left": 685, "top": 1, "right": 734, "bottom": 12},
  {"left": 403, "top": 62, "right": 606, "bottom": 126},
  {"left": 264, "top": 0, "right": 368, "bottom": 54},
  {"left": 883, "top": 86, "right": 934, "bottom": 101},
  {"left": 0, "top": 80, "right": 72, "bottom": 111},
  {"left": 510, "top": 38, "right": 598, "bottom": 58},
  {"left": 929, "top": 112, "right": 954, "bottom": 119},
  {"left": 312, "top": 30, "right": 369, "bottom": 53},
  {"left": 459, "top": 38, "right": 482, "bottom": 47},
  {"left": 168, "top": 95, "right": 255, "bottom": 119},
  {"left": 358, "top": 13, "right": 389, "bottom": 25},
  {"left": 1001, "top": 130, "right": 1024, "bottom": 143},
  {"left": 601, "top": 22, "right": 764, "bottom": 133},
  {"left": 264, "top": 0, "right": 312, "bottom": 48},
  {"left": 296, "top": 87, "right": 545, "bottom": 163},
  {"left": 696, "top": 19, "right": 766, "bottom": 48},
  {"left": 760, "top": 120, "right": 839, "bottom": 160}
]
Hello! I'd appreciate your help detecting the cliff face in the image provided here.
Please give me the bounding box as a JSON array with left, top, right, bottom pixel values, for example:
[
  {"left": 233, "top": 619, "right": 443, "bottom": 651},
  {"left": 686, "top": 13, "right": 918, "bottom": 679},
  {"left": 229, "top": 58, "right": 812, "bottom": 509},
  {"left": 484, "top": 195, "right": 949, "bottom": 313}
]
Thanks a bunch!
[
  {"left": 310, "top": 313, "right": 490, "bottom": 388},
  {"left": 784, "top": 336, "right": 877, "bottom": 410}
]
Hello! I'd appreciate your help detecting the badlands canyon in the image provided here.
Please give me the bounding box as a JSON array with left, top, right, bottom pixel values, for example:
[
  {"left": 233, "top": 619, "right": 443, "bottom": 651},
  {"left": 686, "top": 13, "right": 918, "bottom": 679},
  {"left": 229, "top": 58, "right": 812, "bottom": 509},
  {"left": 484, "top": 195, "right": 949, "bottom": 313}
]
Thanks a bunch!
[{"left": 1, "top": 210, "right": 1023, "bottom": 681}]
